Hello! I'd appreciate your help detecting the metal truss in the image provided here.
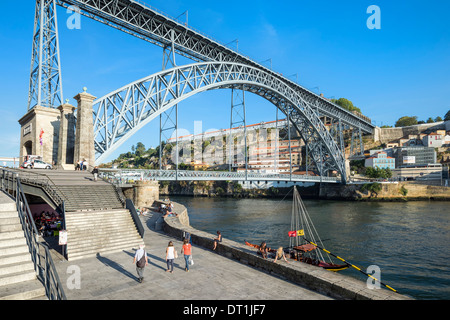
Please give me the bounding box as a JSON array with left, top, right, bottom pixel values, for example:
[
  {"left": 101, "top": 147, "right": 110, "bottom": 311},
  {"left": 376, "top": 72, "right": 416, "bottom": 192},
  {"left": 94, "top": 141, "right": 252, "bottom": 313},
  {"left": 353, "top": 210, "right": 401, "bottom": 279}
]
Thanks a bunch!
[
  {"left": 28, "top": 0, "right": 64, "bottom": 110},
  {"left": 92, "top": 62, "right": 348, "bottom": 183},
  {"left": 55, "top": 0, "right": 374, "bottom": 133},
  {"left": 229, "top": 87, "right": 247, "bottom": 173},
  {"left": 99, "top": 169, "right": 341, "bottom": 184}
]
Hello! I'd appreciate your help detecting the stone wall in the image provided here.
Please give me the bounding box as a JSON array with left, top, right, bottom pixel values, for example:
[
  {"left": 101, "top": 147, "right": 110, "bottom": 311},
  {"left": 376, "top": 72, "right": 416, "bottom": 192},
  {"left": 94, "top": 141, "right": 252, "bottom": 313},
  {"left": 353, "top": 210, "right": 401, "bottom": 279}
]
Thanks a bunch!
[
  {"left": 123, "top": 181, "right": 160, "bottom": 209},
  {"left": 375, "top": 121, "right": 448, "bottom": 144},
  {"left": 320, "top": 182, "right": 450, "bottom": 200},
  {"left": 162, "top": 202, "right": 411, "bottom": 300}
]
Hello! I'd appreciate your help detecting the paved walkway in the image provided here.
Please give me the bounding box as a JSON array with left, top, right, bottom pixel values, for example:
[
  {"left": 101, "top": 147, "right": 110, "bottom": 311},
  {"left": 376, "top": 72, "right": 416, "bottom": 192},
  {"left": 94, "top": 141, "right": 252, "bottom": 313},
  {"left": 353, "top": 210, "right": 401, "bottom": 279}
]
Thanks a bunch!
[{"left": 51, "top": 211, "right": 332, "bottom": 300}]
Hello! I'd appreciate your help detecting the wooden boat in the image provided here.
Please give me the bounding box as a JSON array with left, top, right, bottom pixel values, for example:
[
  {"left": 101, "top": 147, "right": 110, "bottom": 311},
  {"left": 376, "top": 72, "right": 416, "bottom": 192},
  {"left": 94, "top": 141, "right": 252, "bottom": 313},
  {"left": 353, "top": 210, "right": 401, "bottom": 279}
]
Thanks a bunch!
[
  {"left": 244, "top": 240, "right": 348, "bottom": 271},
  {"left": 245, "top": 186, "right": 349, "bottom": 272}
]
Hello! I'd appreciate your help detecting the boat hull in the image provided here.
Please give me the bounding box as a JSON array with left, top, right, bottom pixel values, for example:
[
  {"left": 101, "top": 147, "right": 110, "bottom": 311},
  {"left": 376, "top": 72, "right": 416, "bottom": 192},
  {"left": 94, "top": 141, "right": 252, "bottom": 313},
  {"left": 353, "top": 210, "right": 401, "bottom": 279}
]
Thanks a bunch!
[{"left": 245, "top": 241, "right": 349, "bottom": 272}]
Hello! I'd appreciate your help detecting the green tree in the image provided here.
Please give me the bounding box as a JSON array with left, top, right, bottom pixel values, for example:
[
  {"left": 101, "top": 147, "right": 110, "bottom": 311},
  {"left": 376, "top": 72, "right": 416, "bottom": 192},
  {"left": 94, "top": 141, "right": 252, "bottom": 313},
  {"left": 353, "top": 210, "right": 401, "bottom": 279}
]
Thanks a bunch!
[
  {"left": 426, "top": 117, "right": 435, "bottom": 123},
  {"left": 435, "top": 116, "right": 443, "bottom": 122},
  {"left": 135, "top": 142, "right": 146, "bottom": 157},
  {"left": 395, "top": 116, "right": 418, "bottom": 127},
  {"left": 444, "top": 110, "right": 450, "bottom": 121},
  {"left": 331, "top": 98, "right": 361, "bottom": 113}
]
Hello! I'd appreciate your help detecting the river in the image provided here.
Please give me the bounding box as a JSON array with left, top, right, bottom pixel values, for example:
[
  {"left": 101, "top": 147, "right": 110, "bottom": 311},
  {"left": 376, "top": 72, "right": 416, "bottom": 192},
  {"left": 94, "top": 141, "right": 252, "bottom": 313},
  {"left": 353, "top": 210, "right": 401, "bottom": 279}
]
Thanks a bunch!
[{"left": 170, "top": 195, "right": 449, "bottom": 300}]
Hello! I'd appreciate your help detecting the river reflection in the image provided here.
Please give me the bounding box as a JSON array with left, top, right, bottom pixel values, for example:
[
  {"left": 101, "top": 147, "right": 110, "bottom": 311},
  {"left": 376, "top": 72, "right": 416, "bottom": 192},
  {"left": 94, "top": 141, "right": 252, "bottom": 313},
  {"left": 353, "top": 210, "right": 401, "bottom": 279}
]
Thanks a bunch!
[{"left": 171, "top": 196, "right": 450, "bottom": 300}]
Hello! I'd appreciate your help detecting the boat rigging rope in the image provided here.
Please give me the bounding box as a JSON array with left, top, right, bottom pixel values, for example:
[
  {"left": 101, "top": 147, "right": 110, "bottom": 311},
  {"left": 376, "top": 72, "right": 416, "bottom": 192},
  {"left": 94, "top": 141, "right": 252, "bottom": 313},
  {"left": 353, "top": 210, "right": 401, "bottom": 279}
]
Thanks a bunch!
[{"left": 302, "top": 237, "right": 398, "bottom": 293}]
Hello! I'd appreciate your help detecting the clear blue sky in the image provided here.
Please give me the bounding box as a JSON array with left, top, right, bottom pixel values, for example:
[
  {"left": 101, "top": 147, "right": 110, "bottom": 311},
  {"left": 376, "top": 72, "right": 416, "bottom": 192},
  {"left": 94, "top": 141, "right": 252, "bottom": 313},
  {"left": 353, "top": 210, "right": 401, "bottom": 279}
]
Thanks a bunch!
[{"left": 0, "top": 0, "right": 449, "bottom": 164}]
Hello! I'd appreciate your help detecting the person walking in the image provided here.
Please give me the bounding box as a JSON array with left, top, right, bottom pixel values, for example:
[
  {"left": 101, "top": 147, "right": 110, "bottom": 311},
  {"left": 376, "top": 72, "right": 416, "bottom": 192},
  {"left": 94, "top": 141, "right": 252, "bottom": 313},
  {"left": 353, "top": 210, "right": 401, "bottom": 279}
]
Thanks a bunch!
[
  {"left": 92, "top": 166, "right": 99, "bottom": 182},
  {"left": 133, "top": 244, "right": 148, "bottom": 283},
  {"left": 83, "top": 159, "right": 88, "bottom": 171},
  {"left": 165, "top": 241, "right": 177, "bottom": 273},
  {"left": 181, "top": 238, "right": 192, "bottom": 272}
]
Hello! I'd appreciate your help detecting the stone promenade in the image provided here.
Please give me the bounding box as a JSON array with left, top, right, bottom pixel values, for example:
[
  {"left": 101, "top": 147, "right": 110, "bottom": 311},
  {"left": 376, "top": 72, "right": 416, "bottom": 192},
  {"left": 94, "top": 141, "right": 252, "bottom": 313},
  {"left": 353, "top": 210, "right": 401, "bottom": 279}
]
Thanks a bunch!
[{"left": 51, "top": 211, "right": 332, "bottom": 300}]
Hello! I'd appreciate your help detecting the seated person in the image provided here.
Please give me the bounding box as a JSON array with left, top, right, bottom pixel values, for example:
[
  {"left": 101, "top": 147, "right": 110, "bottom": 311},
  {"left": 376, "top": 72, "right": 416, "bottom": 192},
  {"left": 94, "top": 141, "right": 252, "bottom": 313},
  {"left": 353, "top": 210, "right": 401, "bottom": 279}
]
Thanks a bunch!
[
  {"left": 213, "top": 231, "right": 222, "bottom": 250},
  {"left": 258, "top": 241, "right": 268, "bottom": 259}
]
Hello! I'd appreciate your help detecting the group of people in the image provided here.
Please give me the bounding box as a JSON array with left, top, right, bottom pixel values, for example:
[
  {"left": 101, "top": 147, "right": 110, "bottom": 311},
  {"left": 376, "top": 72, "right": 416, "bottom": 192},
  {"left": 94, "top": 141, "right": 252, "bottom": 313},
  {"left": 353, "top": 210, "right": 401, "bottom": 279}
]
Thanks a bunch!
[
  {"left": 35, "top": 211, "right": 62, "bottom": 237},
  {"left": 258, "top": 241, "right": 289, "bottom": 263},
  {"left": 75, "top": 159, "right": 89, "bottom": 171},
  {"left": 132, "top": 237, "right": 193, "bottom": 283},
  {"left": 160, "top": 202, "right": 178, "bottom": 218}
]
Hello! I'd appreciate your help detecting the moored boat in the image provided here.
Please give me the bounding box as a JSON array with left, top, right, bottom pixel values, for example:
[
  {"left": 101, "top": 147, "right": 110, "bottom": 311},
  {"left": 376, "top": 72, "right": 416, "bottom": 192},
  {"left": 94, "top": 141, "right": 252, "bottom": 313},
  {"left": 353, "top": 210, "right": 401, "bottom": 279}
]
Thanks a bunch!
[{"left": 245, "top": 186, "right": 349, "bottom": 272}]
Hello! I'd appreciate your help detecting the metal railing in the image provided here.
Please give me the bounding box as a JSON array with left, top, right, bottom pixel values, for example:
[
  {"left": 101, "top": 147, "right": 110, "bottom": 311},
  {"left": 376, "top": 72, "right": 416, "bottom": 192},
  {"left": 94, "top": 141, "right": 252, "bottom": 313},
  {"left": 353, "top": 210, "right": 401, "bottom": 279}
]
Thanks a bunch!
[
  {"left": 126, "top": 199, "right": 145, "bottom": 238},
  {"left": 99, "top": 168, "right": 342, "bottom": 184},
  {"left": 1, "top": 169, "right": 66, "bottom": 300},
  {"left": 6, "top": 169, "right": 67, "bottom": 206}
]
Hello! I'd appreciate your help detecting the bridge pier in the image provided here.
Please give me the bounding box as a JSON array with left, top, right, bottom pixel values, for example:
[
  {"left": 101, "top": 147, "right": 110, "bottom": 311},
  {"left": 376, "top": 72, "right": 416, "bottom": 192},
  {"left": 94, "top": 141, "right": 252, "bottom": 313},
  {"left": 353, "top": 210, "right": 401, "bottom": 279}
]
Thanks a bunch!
[
  {"left": 57, "top": 102, "right": 76, "bottom": 169},
  {"left": 122, "top": 180, "right": 160, "bottom": 209},
  {"left": 73, "top": 89, "right": 96, "bottom": 170},
  {"left": 18, "top": 105, "right": 61, "bottom": 165}
]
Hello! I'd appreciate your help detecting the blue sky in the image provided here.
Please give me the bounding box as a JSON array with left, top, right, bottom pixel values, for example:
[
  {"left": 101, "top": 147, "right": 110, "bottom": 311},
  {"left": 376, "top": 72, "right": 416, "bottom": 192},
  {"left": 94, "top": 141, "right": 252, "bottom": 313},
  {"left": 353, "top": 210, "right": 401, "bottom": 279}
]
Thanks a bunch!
[{"left": 0, "top": 0, "right": 449, "bottom": 164}]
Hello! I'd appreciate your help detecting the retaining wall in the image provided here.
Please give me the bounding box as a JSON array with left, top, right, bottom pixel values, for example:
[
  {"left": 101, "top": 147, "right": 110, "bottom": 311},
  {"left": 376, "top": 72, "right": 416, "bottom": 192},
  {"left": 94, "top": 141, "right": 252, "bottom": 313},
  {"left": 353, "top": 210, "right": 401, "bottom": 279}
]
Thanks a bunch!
[{"left": 162, "top": 202, "right": 412, "bottom": 300}]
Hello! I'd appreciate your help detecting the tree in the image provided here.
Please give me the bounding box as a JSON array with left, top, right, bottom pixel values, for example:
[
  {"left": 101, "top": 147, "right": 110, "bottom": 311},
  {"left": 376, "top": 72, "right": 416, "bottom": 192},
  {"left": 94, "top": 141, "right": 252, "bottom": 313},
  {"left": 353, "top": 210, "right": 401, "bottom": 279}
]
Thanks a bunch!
[
  {"left": 426, "top": 117, "right": 435, "bottom": 123},
  {"left": 135, "top": 142, "right": 146, "bottom": 157},
  {"left": 395, "top": 116, "right": 418, "bottom": 127},
  {"left": 435, "top": 116, "right": 443, "bottom": 122},
  {"left": 445, "top": 110, "right": 450, "bottom": 121},
  {"left": 331, "top": 98, "right": 361, "bottom": 113}
]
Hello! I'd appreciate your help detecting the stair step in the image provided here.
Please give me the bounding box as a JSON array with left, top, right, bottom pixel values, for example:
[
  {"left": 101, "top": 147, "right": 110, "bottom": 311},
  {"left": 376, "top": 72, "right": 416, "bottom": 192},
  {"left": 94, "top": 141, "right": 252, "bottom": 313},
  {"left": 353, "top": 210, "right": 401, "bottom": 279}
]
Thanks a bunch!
[
  {"left": 0, "top": 270, "right": 36, "bottom": 287},
  {"left": 0, "top": 244, "right": 30, "bottom": 256},
  {"left": 0, "top": 224, "right": 23, "bottom": 232},
  {"left": 0, "top": 279, "right": 46, "bottom": 300},
  {"left": 66, "top": 220, "right": 136, "bottom": 229},
  {"left": 0, "top": 252, "right": 32, "bottom": 267},
  {"left": 67, "top": 236, "right": 142, "bottom": 253},
  {"left": 0, "top": 202, "right": 16, "bottom": 212},
  {"left": 68, "top": 241, "right": 144, "bottom": 261},
  {"left": 0, "top": 261, "right": 35, "bottom": 277},
  {"left": 0, "top": 230, "right": 25, "bottom": 241},
  {"left": 0, "top": 217, "right": 21, "bottom": 225},
  {"left": 0, "top": 211, "right": 19, "bottom": 218},
  {"left": 0, "top": 237, "right": 27, "bottom": 249},
  {"left": 67, "top": 227, "right": 139, "bottom": 236}
]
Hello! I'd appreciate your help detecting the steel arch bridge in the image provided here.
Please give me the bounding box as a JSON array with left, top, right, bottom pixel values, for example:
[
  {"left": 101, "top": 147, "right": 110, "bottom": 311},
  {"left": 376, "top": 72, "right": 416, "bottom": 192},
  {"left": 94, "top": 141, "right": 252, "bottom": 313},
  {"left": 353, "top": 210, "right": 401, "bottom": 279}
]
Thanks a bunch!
[
  {"left": 26, "top": 0, "right": 376, "bottom": 184},
  {"left": 93, "top": 62, "right": 346, "bottom": 180}
]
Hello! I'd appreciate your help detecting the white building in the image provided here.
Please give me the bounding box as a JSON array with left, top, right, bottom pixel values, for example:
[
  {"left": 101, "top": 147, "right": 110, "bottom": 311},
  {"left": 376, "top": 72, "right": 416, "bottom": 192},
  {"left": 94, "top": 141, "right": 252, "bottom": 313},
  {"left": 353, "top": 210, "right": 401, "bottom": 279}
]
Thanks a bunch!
[{"left": 422, "top": 132, "right": 443, "bottom": 148}]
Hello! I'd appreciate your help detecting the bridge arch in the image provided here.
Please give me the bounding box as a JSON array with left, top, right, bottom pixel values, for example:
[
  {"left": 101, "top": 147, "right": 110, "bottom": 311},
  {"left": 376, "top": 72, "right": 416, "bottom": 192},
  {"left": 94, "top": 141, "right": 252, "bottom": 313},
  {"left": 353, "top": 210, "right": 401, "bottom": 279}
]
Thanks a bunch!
[{"left": 93, "top": 62, "right": 347, "bottom": 182}]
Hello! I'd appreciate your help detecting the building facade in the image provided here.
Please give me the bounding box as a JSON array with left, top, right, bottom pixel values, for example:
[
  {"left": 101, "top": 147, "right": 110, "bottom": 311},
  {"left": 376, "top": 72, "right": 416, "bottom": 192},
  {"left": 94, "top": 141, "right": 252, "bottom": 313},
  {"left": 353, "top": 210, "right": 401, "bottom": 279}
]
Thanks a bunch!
[
  {"left": 394, "top": 146, "right": 437, "bottom": 167},
  {"left": 423, "top": 132, "right": 444, "bottom": 148},
  {"left": 365, "top": 151, "right": 395, "bottom": 169}
]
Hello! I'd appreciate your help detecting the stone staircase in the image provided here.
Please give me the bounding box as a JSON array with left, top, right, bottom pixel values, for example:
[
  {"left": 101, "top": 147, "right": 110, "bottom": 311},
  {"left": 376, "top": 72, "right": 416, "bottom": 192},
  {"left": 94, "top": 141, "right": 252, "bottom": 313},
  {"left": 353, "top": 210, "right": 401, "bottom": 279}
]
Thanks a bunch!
[
  {"left": 57, "top": 184, "right": 124, "bottom": 212},
  {"left": 65, "top": 209, "right": 144, "bottom": 261},
  {"left": 0, "top": 192, "right": 46, "bottom": 300},
  {"left": 12, "top": 170, "right": 143, "bottom": 262}
]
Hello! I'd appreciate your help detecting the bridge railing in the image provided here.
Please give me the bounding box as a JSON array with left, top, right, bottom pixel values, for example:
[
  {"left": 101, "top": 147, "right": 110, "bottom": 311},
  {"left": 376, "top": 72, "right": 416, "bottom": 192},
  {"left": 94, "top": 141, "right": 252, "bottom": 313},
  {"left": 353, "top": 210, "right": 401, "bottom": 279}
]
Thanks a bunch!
[
  {"left": 6, "top": 169, "right": 67, "bottom": 208},
  {"left": 0, "top": 169, "right": 66, "bottom": 300},
  {"left": 99, "top": 168, "right": 341, "bottom": 184}
]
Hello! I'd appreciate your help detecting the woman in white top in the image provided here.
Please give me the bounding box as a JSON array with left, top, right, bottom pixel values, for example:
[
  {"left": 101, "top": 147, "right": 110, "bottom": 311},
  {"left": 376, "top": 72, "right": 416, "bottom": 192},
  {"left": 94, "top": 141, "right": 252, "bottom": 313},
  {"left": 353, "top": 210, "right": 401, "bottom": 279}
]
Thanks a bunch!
[{"left": 165, "top": 241, "right": 177, "bottom": 273}]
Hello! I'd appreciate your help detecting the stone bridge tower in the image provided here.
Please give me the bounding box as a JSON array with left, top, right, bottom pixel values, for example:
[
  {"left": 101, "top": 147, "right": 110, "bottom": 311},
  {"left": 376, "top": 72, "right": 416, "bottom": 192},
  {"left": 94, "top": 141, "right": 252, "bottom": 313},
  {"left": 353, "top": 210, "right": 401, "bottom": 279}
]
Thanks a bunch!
[{"left": 18, "top": 88, "right": 96, "bottom": 170}]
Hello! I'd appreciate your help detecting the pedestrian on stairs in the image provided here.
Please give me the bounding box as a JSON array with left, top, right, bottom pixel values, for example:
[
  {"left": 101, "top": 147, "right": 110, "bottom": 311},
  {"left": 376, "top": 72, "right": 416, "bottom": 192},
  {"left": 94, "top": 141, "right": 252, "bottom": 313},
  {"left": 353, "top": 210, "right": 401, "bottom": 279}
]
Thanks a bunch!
[
  {"left": 92, "top": 166, "right": 99, "bottom": 181},
  {"left": 133, "top": 244, "right": 148, "bottom": 283}
]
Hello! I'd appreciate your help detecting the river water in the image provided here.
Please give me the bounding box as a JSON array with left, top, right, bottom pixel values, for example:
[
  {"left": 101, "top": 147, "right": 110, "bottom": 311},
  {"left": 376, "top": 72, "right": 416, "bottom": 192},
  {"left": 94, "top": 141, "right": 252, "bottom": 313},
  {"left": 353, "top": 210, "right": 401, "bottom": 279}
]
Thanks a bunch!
[{"left": 170, "top": 195, "right": 449, "bottom": 300}]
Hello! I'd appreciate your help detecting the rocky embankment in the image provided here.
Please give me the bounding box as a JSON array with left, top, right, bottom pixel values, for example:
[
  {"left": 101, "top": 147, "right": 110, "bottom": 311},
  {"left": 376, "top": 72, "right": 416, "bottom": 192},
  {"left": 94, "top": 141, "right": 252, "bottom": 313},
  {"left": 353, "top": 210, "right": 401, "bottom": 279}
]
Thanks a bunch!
[{"left": 319, "top": 182, "right": 450, "bottom": 201}]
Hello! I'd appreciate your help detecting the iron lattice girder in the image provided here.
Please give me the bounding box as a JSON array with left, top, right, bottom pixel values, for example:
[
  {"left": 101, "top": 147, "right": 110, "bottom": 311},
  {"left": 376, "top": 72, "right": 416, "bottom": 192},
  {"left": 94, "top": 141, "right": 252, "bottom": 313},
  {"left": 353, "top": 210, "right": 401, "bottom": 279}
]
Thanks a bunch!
[
  {"left": 28, "top": 0, "right": 64, "bottom": 109},
  {"left": 56, "top": 0, "right": 374, "bottom": 133},
  {"left": 100, "top": 169, "right": 341, "bottom": 183},
  {"left": 92, "top": 62, "right": 347, "bottom": 182}
]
